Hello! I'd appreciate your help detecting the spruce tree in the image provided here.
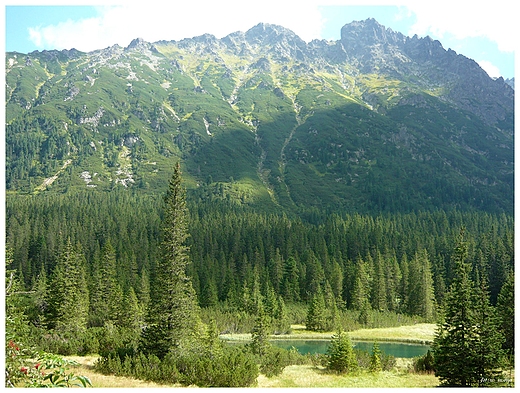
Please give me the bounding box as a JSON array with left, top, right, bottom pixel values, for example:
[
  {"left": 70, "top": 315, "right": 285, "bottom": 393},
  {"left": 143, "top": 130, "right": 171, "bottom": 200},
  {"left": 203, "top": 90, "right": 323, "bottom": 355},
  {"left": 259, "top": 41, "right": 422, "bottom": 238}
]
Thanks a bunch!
[
  {"left": 471, "top": 271, "right": 505, "bottom": 386},
  {"left": 29, "top": 264, "right": 47, "bottom": 328},
  {"left": 369, "top": 342, "right": 382, "bottom": 373},
  {"left": 250, "top": 303, "right": 271, "bottom": 357},
  {"left": 119, "top": 287, "right": 143, "bottom": 332},
  {"left": 281, "top": 256, "right": 300, "bottom": 302},
  {"left": 326, "top": 330, "right": 358, "bottom": 374},
  {"left": 46, "top": 239, "right": 89, "bottom": 334},
  {"left": 351, "top": 256, "right": 371, "bottom": 310},
  {"left": 407, "top": 249, "right": 435, "bottom": 320},
  {"left": 371, "top": 251, "right": 387, "bottom": 311},
  {"left": 137, "top": 268, "right": 151, "bottom": 317},
  {"left": 306, "top": 288, "right": 326, "bottom": 331},
  {"left": 264, "top": 283, "right": 279, "bottom": 319},
  {"left": 140, "top": 163, "right": 200, "bottom": 358},
  {"left": 384, "top": 250, "right": 401, "bottom": 312},
  {"left": 433, "top": 229, "right": 505, "bottom": 387},
  {"left": 274, "top": 295, "right": 290, "bottom": 334},
  {"left": 90, "top": 240, "right": 122, "bottom": 326},
  {"left": 323, "top": 280, "right": 339, "bottom": 330},
  {"left": 433, "top": 229, "right": 475, "bottom": 386},
  {"left": 199, "top": 276, "right": 218, "bottom": 308}
]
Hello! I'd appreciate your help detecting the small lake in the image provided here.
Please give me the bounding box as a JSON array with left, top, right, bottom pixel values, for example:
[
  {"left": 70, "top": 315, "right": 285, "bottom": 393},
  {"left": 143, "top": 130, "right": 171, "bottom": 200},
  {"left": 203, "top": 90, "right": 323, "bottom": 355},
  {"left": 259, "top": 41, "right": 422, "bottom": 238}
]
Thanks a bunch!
[{"left": 270, "top": 340, "right": 429, "bottom": 358}]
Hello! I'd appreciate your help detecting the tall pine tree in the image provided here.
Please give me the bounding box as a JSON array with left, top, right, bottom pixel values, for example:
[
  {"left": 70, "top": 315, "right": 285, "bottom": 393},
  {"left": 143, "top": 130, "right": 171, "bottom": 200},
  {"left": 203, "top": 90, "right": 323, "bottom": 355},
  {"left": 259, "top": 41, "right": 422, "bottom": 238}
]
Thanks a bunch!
[
  {"left": 306, "top": 287, "right": 326, "bottom": 331},
  {"left": 407, "top": 249, "right": 435, "bottom": 320},
  {"left": 140, "top": 163, "right": 200, "bottom": 358},
  {"left": 470, "top": 270, "right": 505, "bottom": 386},
  {"left": 433, "top": 229, "right": 505, "bottom": 387},
  {"left": 89, "top": 240, "right": 122, "bottom": 326},
  {"left": 46, "top": 239, "right": 89, "bottom": 334}
]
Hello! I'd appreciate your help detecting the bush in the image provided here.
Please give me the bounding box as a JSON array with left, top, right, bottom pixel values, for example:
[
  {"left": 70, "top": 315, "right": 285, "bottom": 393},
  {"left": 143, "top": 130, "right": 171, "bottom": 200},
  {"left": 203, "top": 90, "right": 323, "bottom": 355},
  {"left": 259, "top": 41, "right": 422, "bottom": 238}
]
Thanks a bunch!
[
  {"left": 326, "top": 330, "right": 358, "bottom": 374},
  {"left": 95, "top": 345, "right": 259, "bottom": 387},
  {"left": 412, "top": 350, "right": 435, "bottom": 373},
  {"left": 176, "top": 346, "right": 258, "bottom": 387},
  {"left": 6, "top": 345, "right": 92, "bottom": 388},
  {"left": 32, "top": 326, "right": 139, "bottom": 357},
  {"left": 260, "top": 346, "right": 286, "bottom": 377}
]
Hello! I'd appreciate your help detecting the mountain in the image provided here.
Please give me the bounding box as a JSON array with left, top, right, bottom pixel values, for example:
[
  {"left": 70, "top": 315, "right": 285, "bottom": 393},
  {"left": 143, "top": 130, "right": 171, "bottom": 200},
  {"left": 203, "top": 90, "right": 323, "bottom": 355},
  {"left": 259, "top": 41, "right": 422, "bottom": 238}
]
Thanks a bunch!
[{"left": 5, "top": 19, "right": 514, "bottom": 214}]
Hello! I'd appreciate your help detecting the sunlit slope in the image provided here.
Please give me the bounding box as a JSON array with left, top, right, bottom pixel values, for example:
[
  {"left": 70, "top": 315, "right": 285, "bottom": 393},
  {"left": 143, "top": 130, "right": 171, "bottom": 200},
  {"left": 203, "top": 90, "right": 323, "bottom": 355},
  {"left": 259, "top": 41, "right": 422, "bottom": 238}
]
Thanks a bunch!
[{"left": 5, "top": 20, "right": 513, "bottom": 213}]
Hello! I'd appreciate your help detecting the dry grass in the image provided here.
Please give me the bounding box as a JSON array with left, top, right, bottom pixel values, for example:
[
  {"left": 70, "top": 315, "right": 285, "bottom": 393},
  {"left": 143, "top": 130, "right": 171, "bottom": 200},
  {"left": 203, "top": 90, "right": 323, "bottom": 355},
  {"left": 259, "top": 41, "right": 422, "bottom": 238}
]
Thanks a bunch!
[
  {"left": 348, "top": 323, "right": 436, "bottom": 344},
  {"left": 64, "top": 323, "right": 437, "bottom": 388},
  {"left": 221, "top": 323, "right": 436, "bottom": 344},
  {"left": 257, "top": 365, "right": 439, "bottom": 388},
  {"left": 65, "top": 356, "right": 175, "bottom": 388}
]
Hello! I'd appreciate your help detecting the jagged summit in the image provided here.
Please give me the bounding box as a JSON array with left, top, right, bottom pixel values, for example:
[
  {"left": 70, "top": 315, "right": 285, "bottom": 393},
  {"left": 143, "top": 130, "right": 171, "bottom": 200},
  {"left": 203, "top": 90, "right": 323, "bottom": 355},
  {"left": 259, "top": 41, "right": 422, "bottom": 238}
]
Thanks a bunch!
[
  {"left": 341, "top": 18, "right": 405, "bottom": 48},
  {"left": 5, "top": 18, "right": 513, "bottom": 213},
  {"left": 245, "top": 22, "right": 302, "bottom": 42},
  {"left": 125, "top": 37, "right": 159, "bottom": 53}
]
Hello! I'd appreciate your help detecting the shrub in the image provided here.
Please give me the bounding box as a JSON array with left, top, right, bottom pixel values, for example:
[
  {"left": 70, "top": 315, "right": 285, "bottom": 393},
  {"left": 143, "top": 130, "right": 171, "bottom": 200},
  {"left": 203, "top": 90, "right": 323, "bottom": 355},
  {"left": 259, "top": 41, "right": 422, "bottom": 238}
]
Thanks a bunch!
[
  {"left": 412, "top": 350, "right": 435, "bottom": 373},
  {"left": 176, "top": 346, "right": 258, "bottom": 387},
  {"left": 260, "top": 346, "right": 286, "bottom": 377},
  {"left": 326, "top": 330, "right": 358, "bottom": 374},
  {"left": 95, "top": 345, "right": 259, "bottom": 387},
  {"left": 369, "top": 342, "right": 382, "bottom": 372}
]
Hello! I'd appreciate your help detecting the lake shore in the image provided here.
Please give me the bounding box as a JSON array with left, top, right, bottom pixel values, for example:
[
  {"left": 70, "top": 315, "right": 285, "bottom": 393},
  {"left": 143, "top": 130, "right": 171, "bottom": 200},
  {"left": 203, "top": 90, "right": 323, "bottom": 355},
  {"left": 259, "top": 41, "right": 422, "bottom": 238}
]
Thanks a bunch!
[{"left": 220, "top": 323, "right": 436, "bottom": 345}]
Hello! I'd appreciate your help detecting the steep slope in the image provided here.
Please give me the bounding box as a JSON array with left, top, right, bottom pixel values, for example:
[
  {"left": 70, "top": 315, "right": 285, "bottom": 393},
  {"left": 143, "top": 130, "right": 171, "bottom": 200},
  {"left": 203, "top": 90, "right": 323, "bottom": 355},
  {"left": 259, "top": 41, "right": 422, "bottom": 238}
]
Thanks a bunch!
[{"left": 5, "top": 19, "right": 514, "bottom": 214}]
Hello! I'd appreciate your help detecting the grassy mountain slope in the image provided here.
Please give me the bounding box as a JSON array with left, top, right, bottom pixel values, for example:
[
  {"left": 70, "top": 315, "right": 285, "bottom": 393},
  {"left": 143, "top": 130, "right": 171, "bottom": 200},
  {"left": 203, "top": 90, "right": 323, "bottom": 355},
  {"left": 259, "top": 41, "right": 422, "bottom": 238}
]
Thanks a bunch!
[{"left": 5, "top": 20, "right": 514, "bottom": 214}]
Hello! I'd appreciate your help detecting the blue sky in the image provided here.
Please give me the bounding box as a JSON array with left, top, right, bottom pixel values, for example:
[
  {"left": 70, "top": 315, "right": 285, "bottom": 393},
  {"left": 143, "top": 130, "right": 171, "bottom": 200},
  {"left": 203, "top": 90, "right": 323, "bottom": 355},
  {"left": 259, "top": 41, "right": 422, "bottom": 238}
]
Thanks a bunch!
[{"left": 3, "top": 2, "right": 516, "bottom": 79}]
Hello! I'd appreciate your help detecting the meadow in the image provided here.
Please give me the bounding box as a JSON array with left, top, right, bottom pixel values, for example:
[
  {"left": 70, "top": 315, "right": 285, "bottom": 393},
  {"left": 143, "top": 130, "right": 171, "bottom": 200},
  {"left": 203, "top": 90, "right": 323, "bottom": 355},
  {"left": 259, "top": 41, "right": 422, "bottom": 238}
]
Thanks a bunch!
[{"left": 67, "top": 324, "right": 439, "bottom": 388}]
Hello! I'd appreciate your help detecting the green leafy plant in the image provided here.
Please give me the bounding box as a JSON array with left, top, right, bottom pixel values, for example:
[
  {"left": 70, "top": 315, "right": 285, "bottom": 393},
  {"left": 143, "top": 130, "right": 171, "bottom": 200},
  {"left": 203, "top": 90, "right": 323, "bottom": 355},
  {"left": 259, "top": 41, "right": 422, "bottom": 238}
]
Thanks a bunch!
[
  {"left": 6, "top": 342, "right": 92, "bottom": 388},
  {"left": 369, "top": 342, "right": 382, "bottom": 373}
]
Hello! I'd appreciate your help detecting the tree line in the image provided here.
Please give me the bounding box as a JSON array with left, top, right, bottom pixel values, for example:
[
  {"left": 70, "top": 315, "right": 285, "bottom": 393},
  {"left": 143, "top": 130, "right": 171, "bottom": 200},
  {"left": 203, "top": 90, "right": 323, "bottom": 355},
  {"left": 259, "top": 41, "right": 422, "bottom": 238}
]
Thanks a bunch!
[
  {"left": 6, "top": 189, "right": 513, "bottom": 327},
  {"left": 5, "top": 167, "right": 514, "bottom": 387}
]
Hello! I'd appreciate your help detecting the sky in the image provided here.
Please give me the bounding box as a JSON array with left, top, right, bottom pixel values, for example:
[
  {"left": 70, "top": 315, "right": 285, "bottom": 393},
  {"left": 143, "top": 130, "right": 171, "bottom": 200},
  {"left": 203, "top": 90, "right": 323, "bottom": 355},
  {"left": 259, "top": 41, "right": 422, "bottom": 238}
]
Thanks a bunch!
[{"left": 2, "top": 1, "right": 517, "bottom": 79}]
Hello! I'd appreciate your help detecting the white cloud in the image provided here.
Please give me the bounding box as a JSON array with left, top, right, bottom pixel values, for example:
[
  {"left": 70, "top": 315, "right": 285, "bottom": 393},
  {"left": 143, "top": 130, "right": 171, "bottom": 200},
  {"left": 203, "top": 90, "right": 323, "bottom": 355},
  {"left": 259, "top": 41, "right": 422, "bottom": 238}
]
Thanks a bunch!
[
  {"left": 27, "top": 2, "right": 325, "bottom": 52},
  {"left": 401, "top": 1, "right": 516, "bottom": 53},
  {"left": 478, "top": 60, "right": 502, "bottom": 79},
  {"left": 25, "top": 0, "right": 517, "bottom": 58}
]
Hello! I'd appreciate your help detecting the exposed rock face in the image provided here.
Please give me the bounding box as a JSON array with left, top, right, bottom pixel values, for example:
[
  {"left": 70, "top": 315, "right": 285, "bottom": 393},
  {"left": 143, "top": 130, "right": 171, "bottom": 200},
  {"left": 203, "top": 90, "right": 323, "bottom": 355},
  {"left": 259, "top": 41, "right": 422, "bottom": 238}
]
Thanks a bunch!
[
  {"left": 338, "top": 18, "right": 513, "bottom": 126},
  {"left": 152, "top": 18, "right": 513, "bottom": 127},
  {"left": 5, "top": 19, "right": 513, "bottom": 212},
  {"left": 126, "top": 37, "right": 159, "bottom": 53}
]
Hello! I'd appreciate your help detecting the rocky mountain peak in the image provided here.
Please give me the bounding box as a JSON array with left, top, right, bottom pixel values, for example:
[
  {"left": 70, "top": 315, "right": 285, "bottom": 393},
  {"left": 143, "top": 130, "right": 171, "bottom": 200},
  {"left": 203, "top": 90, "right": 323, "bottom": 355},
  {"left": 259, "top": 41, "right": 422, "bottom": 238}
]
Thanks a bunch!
[
  {"left": 5, "top": 19, "right": 513, "bottom": 212},
  {"left": 125, "top": 37, "right": 159, "bottom": 54},
  {"left": 243, "top": 22, "right": 308, "bottom": 61},
  {"left": 28, "top": 48, "right": 84, "bottom": 62},
  {"left": 341, "top": 18, "right": 405, "bottom": 50},
  {"left": 245, "top": 23, "right": 305, "bottom": 46}
]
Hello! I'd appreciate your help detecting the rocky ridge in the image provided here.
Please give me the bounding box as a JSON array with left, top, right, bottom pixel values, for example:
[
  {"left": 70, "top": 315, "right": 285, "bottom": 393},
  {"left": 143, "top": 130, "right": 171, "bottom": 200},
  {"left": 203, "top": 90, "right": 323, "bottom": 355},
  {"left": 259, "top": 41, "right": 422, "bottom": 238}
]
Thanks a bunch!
[{"left": 5, "top": 19, "right": 514, "bottom": 213}]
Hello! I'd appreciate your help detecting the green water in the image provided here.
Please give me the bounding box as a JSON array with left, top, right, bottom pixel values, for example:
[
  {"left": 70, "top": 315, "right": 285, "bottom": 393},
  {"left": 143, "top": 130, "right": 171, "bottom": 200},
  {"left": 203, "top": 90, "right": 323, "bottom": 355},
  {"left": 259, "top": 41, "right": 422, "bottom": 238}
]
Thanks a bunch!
[{"left": 271, "top": 340, "right": 429, "bottom": 358}]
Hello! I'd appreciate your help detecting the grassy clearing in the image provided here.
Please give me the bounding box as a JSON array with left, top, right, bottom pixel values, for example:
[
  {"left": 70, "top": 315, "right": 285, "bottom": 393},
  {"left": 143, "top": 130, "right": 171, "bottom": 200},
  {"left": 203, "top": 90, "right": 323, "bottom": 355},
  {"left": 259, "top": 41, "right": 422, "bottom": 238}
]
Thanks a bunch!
[
  {"left": 67, "top": 355, "right": 438, "bottom": 388},
  {"left": 65, "top": 324, "right": 437, "bottom": 388},
  {"left": 257, "top": 365, "right": 438, "bottom": 388},
  {"left": 221, "top": 323, "right": 436, "bottom": 344},
  {"left": 349, "top": 323, "right": 436, "bottom": 344},
  {"left": 65, "top": 356, "right": 174, "bottom": 388}
]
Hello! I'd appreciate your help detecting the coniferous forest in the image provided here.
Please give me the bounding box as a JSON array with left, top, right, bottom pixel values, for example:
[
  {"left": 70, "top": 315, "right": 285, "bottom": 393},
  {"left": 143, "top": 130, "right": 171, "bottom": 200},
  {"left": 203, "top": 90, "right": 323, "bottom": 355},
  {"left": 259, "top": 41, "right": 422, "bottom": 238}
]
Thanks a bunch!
[
  {"left": 5, "top": 174, "right": 514, "bottom": 386},
  {"left": 5, "top": 16, "right": 514, "bottom": 388},
  {"left": 6, "top": 186, "right": 514, "bottom": 323}
]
